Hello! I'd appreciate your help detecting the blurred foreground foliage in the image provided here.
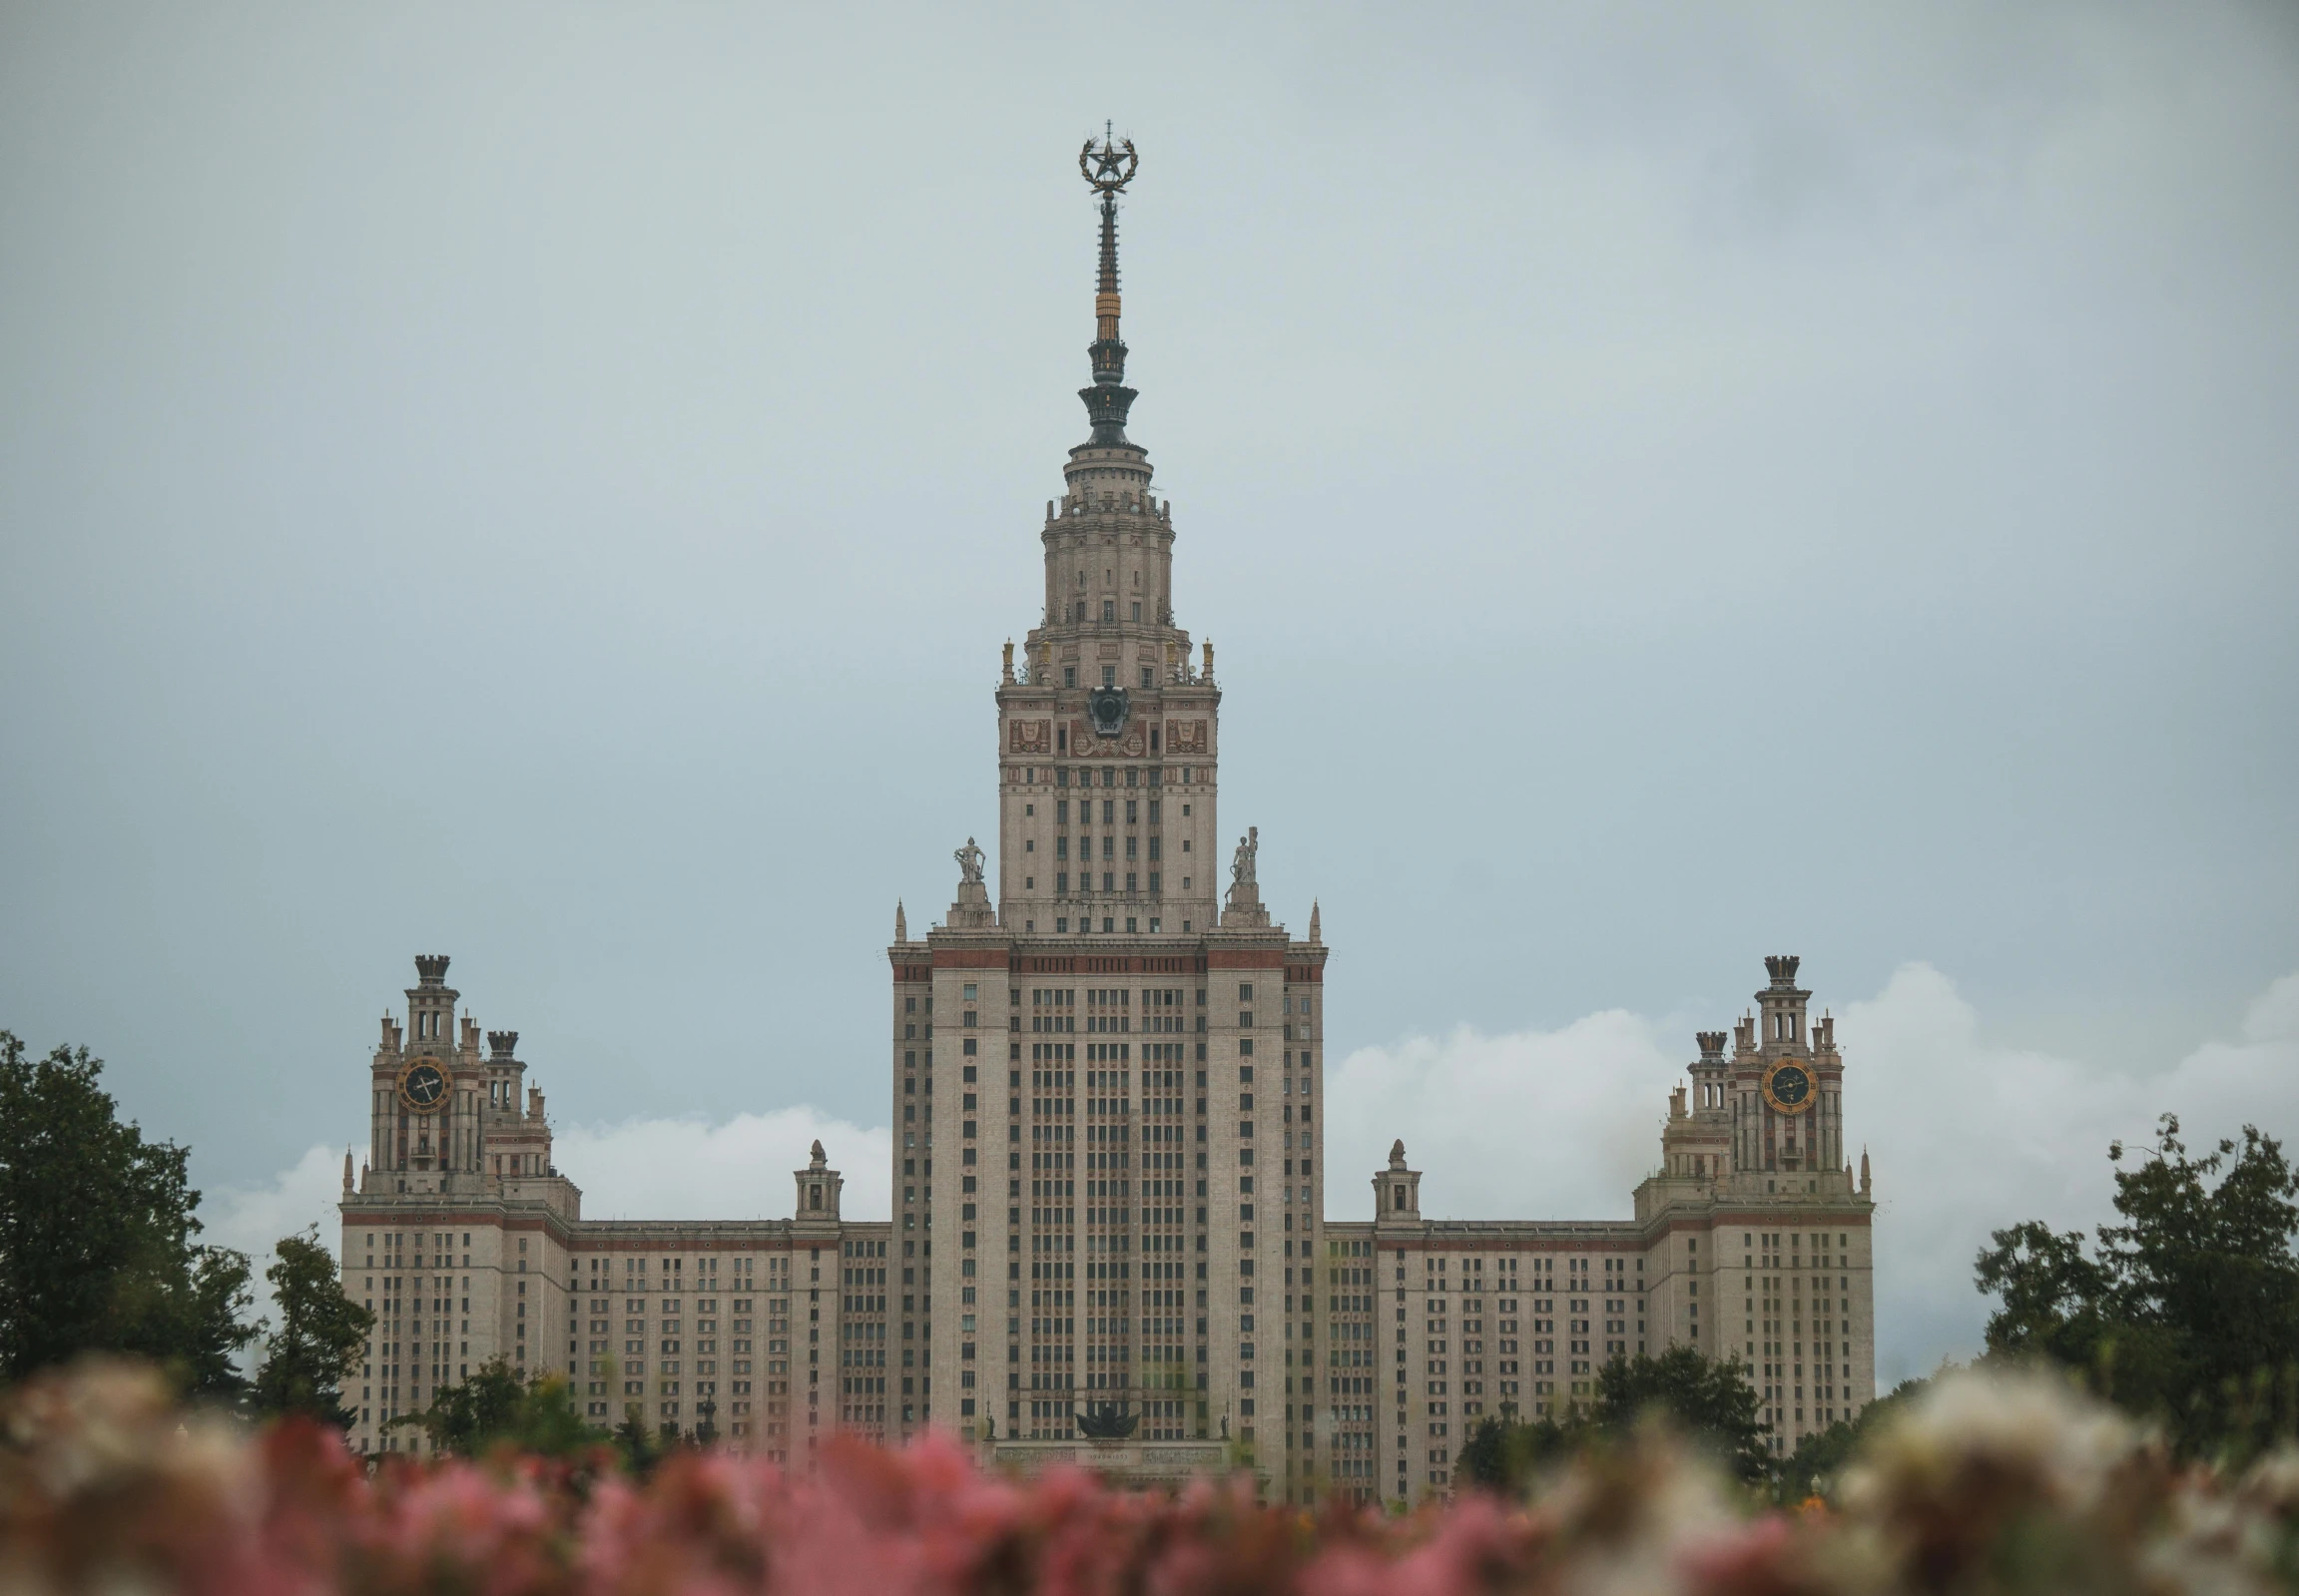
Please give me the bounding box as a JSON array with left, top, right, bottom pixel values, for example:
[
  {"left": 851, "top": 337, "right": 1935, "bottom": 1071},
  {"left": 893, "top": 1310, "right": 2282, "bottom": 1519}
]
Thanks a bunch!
[{"left": 8, "top": 1357, "right": 2299, "bottom": 1596}]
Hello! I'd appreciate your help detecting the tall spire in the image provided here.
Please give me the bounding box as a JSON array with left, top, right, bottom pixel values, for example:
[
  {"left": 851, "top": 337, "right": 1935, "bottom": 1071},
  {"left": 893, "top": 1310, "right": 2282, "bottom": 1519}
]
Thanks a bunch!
[{"left": 1078, "top": 125, "right": 1139, "bottom": 445}]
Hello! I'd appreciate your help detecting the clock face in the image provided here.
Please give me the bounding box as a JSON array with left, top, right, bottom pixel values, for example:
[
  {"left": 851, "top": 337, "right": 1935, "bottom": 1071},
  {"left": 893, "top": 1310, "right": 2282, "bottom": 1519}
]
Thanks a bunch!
[
  {"left": 1764, "top": 1061, "right": 1814, "bottom": 1115},
  {"left": 1087, "top": 685, "right": 1129, "bottom": 738},
  {"left": 399, "top": 1060, "right": 447, "bottom": 1112}
]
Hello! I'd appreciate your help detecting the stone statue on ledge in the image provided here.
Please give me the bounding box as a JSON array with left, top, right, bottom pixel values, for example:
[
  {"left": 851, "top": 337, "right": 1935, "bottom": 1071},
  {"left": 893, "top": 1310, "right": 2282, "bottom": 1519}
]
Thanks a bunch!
[
  {"left": 954, "top": 836, "right": 986, "bottom": 885},
  {"left": 1230, "top": 825, "right": 1258, "bottom": 888},
  {"left": 1221, "top": 825, "right": 1271, "bottom": 927}
]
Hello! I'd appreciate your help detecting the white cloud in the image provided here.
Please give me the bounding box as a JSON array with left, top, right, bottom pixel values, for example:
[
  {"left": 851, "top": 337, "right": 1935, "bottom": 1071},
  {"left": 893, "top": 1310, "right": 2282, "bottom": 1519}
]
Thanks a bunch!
[
  {"left": 1322, "top": 965, "right": 2299, "bottom": 1388},
  {"left": 1855, "top": 966, "right": 2299, "bottom": 1384},
  {"left": 1324, "top": 1010, "right": 1682, "bottom": 1225},
  {"left": 556, "top": 1107, "right": 891, "bottom": 1223},
  {"left": 203, "top": 1140, "right": 346, "bottom": 1347}
]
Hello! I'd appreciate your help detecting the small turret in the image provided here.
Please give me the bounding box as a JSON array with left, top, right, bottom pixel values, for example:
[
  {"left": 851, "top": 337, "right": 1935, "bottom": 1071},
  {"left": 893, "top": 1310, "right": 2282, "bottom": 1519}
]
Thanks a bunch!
[
  {"left": 1374, "top": 1140, "right": 1423, "bottom": 1224},
  {"left": 1756, "top": 953, "right": 1813, "bottom": 1050},
  {"left": 796, "top": 1140, "right": 844, "bottom": 1226}
]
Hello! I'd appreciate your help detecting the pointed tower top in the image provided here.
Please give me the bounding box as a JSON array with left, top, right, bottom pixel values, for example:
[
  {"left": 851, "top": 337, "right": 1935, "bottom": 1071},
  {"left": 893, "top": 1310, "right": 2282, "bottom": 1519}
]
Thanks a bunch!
[
  {"left": 810, "top": 1139, "right": 827, "bottom": 1168},
  {"left": 1389, "top": 1138, "right": 1408, "bottom": 1170},
  {"left": 342, "top": 1148, "right": 353, "bottom": 1193},
  {"left": 1077, "top": 127, "right": 1140, "bottom": 447},
  {"left": 1309, "top": 900, "right": 1322, "bottom": 944},
  {"left": 894, "top": 900, "right": 907, "bottom": 942}
]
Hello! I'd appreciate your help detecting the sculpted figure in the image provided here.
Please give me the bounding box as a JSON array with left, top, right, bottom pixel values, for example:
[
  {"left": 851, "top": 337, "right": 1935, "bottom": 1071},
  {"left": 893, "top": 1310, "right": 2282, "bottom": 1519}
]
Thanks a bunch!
[
  {"left": 954, "top": 836, "right": 986, "bottom": 885},
  {"left": 1231, "top": 825, "right": 1258, "bottom": 888}
]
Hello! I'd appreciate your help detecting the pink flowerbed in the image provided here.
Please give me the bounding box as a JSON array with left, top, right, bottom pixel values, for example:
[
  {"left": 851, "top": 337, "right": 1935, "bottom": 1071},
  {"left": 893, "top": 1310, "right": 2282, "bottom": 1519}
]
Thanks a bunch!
[{"left": 5, "top": 1361, "right": 2298, "bottom": 1595}]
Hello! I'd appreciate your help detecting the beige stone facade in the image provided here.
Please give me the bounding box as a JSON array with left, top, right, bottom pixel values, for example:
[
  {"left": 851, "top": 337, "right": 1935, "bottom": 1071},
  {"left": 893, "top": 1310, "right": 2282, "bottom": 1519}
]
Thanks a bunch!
[
  {"left": 340, "top": 1000, "right": 885, "bottom": 1463},
  {"left": 336, "top": 158, "right": 1877, "bottom": 1503}
]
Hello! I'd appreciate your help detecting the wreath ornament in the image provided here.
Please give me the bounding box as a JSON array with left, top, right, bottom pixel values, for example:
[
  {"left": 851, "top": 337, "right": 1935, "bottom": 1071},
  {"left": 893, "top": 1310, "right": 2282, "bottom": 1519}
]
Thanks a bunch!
[{"left": 1080, "top": 131, "right": 1138, "bottom": 194}]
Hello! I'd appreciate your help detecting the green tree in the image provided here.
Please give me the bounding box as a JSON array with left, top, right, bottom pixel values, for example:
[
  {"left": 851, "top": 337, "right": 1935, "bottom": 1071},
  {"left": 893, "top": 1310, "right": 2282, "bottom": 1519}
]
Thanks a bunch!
[
  {"left": 0, "top": 1032, "right": 257, "bottom": 1395},
  {"left": 1776, "top": 1375, "right": 1929, "bottom": 1501},
  {"left": 1455, "top": 1413, "right": 1511, "bottom": 1487},
  {"left": 389, "top": 1356, "right": 601, "bottom": 1457},
  {"left": 1454, "top": 1411, "right": 1578, "bottom": 1493},
  {"left": 1976, "top": 1115, "right": 2299, "bottom": 1459},
  {"left": 612, "top": 1406, "right": 663, "bottom": 1475},
  {"left": 251, "top": 1227, "right": 374, "bottom": 1426},
  {"left": 1455, "top": 1346, "right": 1764, "bottom": 1490},
  {"left": 1594, "top": 1344, "right": 1769, "bottom": 1480}
]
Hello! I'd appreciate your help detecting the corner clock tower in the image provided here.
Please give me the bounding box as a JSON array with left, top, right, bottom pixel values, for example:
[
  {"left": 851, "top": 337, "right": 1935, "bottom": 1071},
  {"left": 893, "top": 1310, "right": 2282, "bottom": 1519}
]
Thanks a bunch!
[
  {"left": 1735, "top": 954, "right": 1846, "bottom": 1185},
  {"left": 365, "top": 952, "right": 486, "bottom": 1193}
]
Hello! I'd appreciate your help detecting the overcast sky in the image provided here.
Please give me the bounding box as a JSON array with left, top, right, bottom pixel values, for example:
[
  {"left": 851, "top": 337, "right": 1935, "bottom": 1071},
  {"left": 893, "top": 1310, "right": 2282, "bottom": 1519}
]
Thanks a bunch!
[{"left": 3, "top": 3, "right": 2295, "bottom": 1380}]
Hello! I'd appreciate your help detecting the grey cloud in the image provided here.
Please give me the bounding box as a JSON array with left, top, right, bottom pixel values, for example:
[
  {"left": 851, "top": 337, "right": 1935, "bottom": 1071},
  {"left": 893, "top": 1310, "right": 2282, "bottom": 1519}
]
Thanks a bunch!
[{"left": 0, "top": 2, "right": 2291, "bottom": 1279}]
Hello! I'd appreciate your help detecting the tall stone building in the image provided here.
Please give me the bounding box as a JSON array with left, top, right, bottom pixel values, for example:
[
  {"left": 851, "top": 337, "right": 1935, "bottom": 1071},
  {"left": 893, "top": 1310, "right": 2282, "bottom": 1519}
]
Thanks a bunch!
[{"left": 337, "top": 137, "right": 1877, "bottom": 1505}]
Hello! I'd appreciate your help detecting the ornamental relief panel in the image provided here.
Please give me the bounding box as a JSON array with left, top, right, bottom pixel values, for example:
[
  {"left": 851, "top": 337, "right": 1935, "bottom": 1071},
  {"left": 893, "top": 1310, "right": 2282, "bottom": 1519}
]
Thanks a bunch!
[
  {"left": 1166, "top": 719, "right": 1209, "bottom": 755},
  {"left": 1070, "top": 720, "right": 1148, "bottom": 759},
  {"left": 1008, "top": 719, "right": 1051, "bottom": 755}
]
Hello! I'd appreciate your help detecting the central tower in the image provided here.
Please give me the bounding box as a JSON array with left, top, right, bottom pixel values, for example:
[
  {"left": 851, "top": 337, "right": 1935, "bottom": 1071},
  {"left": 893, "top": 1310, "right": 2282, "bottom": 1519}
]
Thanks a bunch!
[
  {"left": 889, "top": 133, "right": 1331, "bottom": 1481},
  {"left": 996, "top": 131, "right": 1220, "bottom": 938}
]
